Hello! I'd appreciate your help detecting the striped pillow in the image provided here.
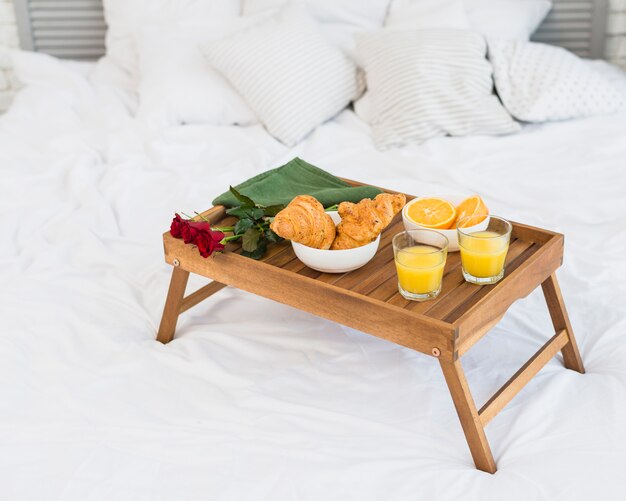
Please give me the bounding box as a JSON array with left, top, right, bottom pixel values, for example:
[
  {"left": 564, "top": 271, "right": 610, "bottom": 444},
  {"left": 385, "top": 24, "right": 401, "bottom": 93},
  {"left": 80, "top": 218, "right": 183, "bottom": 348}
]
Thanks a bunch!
[
  {"left": 356, "top": 29, "right": 520, "bottom": 149},
  {"left": 203, "top": 5, "right": 359, "bottom": 146}
]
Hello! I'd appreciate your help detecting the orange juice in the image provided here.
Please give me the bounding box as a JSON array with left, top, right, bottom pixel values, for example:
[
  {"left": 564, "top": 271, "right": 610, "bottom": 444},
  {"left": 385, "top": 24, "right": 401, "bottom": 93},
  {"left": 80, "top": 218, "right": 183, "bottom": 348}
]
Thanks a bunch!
[
  {"left": 395, "top": 245, "right": 446, "bottom": 294},
  {"left": 459, "top": 231, "right": 509, "bottom": 278}
]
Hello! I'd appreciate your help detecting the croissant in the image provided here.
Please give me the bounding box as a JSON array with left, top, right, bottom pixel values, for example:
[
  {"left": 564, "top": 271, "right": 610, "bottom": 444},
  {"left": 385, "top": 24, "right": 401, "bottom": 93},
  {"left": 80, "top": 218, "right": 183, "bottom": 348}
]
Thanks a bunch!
[
  {"left": 270, "top": 195, "right": 336, "bottom": 249},
  {"left": 330, "top": 193, "right": 406, "bottom": 250}
]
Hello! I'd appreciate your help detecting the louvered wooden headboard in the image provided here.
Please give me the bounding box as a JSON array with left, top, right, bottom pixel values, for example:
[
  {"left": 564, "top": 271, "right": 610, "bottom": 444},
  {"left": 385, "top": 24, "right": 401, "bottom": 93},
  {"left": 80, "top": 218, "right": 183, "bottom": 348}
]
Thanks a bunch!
[
  {"left": 13, "top": 0, "right": 608, "bottom": 61},
  {"left": 532, "top": 0, "right": 608, "bottom": 58},
  {"left": 14, "top": 0, "right": 106, "bottom": 60}
]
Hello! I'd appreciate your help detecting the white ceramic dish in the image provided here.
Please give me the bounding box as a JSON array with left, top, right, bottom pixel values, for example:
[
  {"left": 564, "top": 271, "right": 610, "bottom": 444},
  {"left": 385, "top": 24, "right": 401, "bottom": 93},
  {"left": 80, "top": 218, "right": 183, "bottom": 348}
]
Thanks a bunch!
[
  {"left": 291, "top": 211, "right": 380, "bottom": 273},
  {"left": 402, "top": 194, "right": 489, "bottom": 251}
]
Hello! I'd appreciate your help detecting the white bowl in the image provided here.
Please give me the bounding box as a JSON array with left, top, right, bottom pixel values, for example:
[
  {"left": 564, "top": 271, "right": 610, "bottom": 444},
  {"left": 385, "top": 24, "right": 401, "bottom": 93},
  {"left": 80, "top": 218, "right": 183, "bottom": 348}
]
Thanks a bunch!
[
  {"left": 291, "top": 212, "right": 380, "bottom": 273},
  {"left": 402, "top": 194, "right": 489, "bottom": 251}
]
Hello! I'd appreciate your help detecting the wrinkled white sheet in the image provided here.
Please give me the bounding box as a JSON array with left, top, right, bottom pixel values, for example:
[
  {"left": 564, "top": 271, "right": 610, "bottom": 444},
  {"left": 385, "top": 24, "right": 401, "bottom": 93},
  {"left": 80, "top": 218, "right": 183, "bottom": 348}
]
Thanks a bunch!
[{"left": 1, "top": 52, "right": 626, "bottom": 501}]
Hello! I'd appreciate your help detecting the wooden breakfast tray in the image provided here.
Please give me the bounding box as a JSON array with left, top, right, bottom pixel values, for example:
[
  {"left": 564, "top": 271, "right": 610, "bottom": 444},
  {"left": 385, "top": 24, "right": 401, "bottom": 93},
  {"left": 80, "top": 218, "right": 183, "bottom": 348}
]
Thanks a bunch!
[{"left": 157, "top": 181, "right": 584, "bottom": 473}]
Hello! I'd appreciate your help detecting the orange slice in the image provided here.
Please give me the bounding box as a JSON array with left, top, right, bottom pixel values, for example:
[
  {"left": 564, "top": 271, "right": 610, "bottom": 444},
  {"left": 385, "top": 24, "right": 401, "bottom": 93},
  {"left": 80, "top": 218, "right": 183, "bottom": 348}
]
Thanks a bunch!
[
  {"left": 407, "top": 197, "right": 457, "bottom": 229},
  {"left": 455, "top": 195, "right": 489, "bottom": 228}
]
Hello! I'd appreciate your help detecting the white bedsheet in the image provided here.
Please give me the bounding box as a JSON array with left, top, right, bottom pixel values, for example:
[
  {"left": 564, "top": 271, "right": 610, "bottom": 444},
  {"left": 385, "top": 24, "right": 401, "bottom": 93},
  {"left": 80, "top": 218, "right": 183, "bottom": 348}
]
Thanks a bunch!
[{"left": 1, "top": 52, "right": 626, "bottom": 501}]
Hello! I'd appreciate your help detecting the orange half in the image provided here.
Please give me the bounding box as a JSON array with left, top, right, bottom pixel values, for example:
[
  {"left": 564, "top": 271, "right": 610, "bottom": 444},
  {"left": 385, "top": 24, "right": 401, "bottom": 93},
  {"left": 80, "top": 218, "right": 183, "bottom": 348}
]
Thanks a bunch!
[
  {"left": 455, "top": 195, "right": 489, "bottom": 228},
  {"left": 407, "top": 197, "right": 457, "bottom": 229}
]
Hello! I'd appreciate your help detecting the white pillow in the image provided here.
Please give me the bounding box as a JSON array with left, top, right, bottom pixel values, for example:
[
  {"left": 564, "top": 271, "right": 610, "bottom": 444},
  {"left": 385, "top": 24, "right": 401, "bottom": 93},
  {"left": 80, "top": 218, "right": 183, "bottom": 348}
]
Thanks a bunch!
[
  {"left": 358, "top": 0, "right": 470, "bottom": 121},
  {"left": 353, "top": 92, "right": 373, "bottom": 124},
  {"left": 203, "top": 5, "right": 359, "bottom": 146},
  {"left": 489, "top": 39, "right": 626, "bottom": 122},
  {"left": 385, "top": 0, "right": 470, "bottom": 30},
  {"left": 356, "top": 29, "right": 520, "bottom": 149},
  {"left": 242, "top": 0, "right": 390, "bottom": 59},
  {"left": 101, "top": 0, "right": 241, "bottom": 89},
  {"left": 135, "top": 25, "right": 256, "bottom": 127},
  {"left": 584, "top": 60, "right": 626, "bottom": 98},
  {"left": 466, "top": 0, "right": 552, "bottom": 41}
]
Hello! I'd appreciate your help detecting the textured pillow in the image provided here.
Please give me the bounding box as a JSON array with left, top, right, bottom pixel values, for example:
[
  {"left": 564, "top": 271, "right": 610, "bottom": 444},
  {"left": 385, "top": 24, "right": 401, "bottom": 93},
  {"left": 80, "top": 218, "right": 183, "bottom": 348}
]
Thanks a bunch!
[
  {"left": 203, "top": 5, "right": 359, "bottom": 146},
  {"left": 385, "top": 0, "right": 470, "bottom": 30},
  {"left": 356, "top": 30, "right": 520, "bottom": 149},
  {"left": 466, "top": 0, "right": 552, "bottom": 41},
  {"left": 101, "top": 0, "right": 241, "bottom": 89},
  {"left": 242, "top": 0, "right": 390, "bottom": 59},
  {"left": 136, "top": 25, "right": 256, "bottom": 127},
  {"left": 489, "top": 39, "right": 626, "bottom": 122}
]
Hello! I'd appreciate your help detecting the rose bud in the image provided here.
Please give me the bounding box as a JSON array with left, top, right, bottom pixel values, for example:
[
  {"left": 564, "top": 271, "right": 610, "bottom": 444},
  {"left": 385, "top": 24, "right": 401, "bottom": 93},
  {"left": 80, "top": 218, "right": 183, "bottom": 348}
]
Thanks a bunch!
[{"left": 170, "top": 214, "right": 185, "bottom": 238}]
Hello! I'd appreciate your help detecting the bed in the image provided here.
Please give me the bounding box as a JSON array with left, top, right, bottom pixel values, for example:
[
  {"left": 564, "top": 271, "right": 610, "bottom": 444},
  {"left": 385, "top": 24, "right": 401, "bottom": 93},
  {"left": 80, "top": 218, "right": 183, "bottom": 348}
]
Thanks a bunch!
[{"left": 2, "top": 1, "right": 626, "bottom": 500}]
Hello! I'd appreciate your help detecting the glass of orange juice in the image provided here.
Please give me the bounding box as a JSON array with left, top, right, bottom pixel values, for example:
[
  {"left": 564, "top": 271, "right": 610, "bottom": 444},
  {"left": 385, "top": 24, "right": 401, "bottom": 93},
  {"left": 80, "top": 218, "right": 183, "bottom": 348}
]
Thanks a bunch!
[
  {"left": 457, "top": 216, "right": 512, "bottom": 285},
  {"left": 393, "top": 230, "right": 448, "bottom": 301}
]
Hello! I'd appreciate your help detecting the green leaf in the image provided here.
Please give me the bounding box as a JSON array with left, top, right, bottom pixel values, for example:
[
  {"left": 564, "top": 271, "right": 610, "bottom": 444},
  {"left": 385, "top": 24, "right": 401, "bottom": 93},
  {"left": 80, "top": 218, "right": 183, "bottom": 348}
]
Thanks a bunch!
[
  {"left": 264, "top": 228, "right": 282, "bottom": 243},
  {"left": 251, "top": 207, "right": 265, "bottom": 220},
  {"left": 242, "top": 239, "right": 267, "bottom": 260},
  {"left": 226, "top": 206, "right": 254, "bottom": 219},
  {"left": 234, "top": 218, "right": 254, "bottom": 235},
  {"left": 229, "top": 186, "right": 255, "bottom": 207},
  {"left": 242, "top": 227, "right": 261, "bottom": 252},
  {"left": 226, "top": 206, "right": 246, "bottom": 218},
  {"left": 226, "top": 204, "right": 265, "bottom": 222},
  {"left": 262, "top": 204, "right": 285, "bottom": 217}
]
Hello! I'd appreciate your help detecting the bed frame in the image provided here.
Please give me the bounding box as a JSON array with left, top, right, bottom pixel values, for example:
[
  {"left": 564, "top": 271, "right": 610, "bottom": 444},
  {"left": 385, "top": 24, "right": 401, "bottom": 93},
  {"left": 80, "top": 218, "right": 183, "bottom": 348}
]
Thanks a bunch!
[
  {"left": 14, "top": 0, "right": 609, "bottom": 61},
  {"left": 532, "top": 0, "right": 608, "bottom": 58}
]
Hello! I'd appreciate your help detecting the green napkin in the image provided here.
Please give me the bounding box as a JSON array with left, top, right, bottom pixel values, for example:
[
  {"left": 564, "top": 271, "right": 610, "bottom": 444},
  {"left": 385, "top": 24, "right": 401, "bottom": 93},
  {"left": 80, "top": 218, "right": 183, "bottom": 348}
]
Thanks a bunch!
[{"left": 212, "top": 157, "right": 382, "bottom": 208}]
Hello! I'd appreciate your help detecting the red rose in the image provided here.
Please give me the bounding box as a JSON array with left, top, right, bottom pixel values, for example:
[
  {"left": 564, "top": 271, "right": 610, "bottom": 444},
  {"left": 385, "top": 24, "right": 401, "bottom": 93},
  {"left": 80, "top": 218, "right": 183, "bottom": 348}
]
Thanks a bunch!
[
  {"left": 211, "top": 231, "right": 226, "bottom": 253},
  {"left": 181, "top": 223, "right": 198, "bottom": 244},
  {"left": 194, "top": 228, "right": 225, "bottom": 258},
  {"left": 169, "top": 214, "right": 225, "bottom": 257},
  {"left": 170, "top": 214, "right": 185, "bottom": 238}
]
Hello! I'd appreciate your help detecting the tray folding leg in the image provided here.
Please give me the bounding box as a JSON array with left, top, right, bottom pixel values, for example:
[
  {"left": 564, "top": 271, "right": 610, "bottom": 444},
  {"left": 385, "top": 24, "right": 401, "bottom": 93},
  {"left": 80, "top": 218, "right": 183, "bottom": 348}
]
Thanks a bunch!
[
  {"left": 541, "top": 273, "right": 585, "bottom": 374},
  {"left": 440, "top": 273, "right": 584, "bottom": 473},
  {"left": 157, "top": 265, "right": 226, "bottom": 343},
  {"left": 157, "top": 267, "right": 190, "bottom": 343},
  {"left": 439, "top": 359, "right": 497, "bottom": 473}
]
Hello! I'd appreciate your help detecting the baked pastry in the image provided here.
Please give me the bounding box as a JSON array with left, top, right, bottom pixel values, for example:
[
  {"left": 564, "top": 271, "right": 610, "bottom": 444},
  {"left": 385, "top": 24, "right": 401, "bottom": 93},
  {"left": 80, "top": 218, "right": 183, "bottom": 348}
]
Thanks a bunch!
[
  {"left": 331, "top": 193, "right": 406, "bottom": 250},
  {"left": 270, "top": 195, "right": 336, "bottom": 249}
]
